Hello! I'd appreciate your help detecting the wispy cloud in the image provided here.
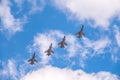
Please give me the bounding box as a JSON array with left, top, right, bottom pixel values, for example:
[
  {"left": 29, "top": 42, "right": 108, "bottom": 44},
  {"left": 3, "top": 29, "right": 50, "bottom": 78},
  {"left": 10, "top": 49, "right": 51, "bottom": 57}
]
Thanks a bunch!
[
  {"left": 14, "top": 0, "right": 24, "bottom": 8},
  {"left": 14, "top": 0, "right": 45, "bottom": 14},
  {"left": 21, "top": 65, "right": 119, "bottom": 80},
  {"left": 66, "top": 36, "right": 111, "bottom": 67},
  {"left": 0, "top": 59, "right": 18, "bottom": 80},
  {"left": 109, "top": 25, "right": 120, "bottom": 63},
  {"left": 28, "top": 0, "right": 45, "bottom": 14},
  {"left": 53, "top": 0, "right": 120, "bottom": 28},
  {"left": 114, "top": 25, "right": 120, "bottom": 47},
  {"left": 82, "top": 37, "right": 111, "bottom": 55},
  {"left": 66, "top": 34, "right": 82, "bottom": 57},
  {"left": 8, "top": 60, "right": 18, "bottom": 80}
]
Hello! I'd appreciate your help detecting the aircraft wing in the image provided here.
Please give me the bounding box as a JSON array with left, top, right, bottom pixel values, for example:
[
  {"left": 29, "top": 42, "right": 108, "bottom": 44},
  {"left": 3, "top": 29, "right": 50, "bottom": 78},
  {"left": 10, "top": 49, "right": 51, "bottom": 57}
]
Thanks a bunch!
[
  {"left": 52, "top": 50, "right": 54, "bottom": 53},
  {"left": 44, "top": 50, "right": 48, "bottom": 53},
  {"left": 28, "top": 59, "right": 32, "bottom": 62},
  {"left": 34, "top": 59, "right": 37, "bottom": 62},
  {"left": 58, "top": 42, "right": 62, "bottom": 45},
  {"left": 64, "top": 42, "right": 67, "bottom": 45}
]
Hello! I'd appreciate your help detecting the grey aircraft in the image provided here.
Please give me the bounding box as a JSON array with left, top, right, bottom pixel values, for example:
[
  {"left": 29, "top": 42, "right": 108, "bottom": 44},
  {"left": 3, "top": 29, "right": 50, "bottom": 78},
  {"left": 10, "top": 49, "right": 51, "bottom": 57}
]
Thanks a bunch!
[
  {"left": 44, "top": 43, "right": 54, "bottom": 56},
  {"left": 76, "top": 25, "right": 85, "bottom": 38},
  {"left": 28, "top": 53, "right": 37, "bottom": 65},
  {"left": 58, "top": 36, "right": 67, "bottom": 48}
]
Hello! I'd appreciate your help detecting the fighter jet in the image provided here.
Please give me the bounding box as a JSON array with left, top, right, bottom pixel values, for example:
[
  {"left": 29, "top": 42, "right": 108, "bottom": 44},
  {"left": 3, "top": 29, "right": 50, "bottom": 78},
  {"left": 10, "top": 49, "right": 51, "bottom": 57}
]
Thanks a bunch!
[
  {"left": 44, "top": 43, "right": 54, "bottom": 56},
  {"left": 58, "top": 36, "right": 67, "bottom": 48},
  {"left": 76, "top": 25, "right": 85, "bottom": 38},
  {"left": 28, "top": 53, "right": 37, "bottom": 65}
]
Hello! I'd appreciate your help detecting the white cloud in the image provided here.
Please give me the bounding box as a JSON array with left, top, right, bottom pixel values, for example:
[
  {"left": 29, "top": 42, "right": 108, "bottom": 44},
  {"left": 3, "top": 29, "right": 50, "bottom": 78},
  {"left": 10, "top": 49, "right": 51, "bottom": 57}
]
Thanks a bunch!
[
  {"left": 53, "top": 0, "right": 120, "bottom": 28},
  {"left": 21, "top": 65, "right": 119, "bottom": 80},
  {"left": 0, "top": 0, "right": 26, "bottom": 38}
]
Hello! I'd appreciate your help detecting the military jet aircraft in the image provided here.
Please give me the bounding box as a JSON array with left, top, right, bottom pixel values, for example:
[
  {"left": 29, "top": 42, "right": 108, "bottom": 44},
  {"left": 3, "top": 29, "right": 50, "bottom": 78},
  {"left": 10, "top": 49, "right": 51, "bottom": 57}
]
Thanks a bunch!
[
  {"left": 44, "top": 43, "right": 54, "bottom": 56},
  {"left": 76, "top": 25, "right": 85, "bottom": 38},
  {"left": 28, "top": 53, "right": 37, "bottom": 65},
  {"left": 58, "top": 36, "right": 67, "bottom": 48}
]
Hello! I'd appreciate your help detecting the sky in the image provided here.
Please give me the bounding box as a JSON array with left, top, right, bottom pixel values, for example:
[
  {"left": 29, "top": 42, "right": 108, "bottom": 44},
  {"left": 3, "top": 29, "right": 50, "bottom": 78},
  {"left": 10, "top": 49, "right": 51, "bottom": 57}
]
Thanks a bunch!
[{"left": 0, "top": 0, "right": 120, "bottom": 80}]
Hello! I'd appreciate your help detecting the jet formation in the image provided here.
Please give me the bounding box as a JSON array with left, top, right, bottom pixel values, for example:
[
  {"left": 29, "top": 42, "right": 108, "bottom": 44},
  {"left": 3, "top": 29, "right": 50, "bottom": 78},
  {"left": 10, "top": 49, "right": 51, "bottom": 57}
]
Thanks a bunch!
[
  {"left": 28, "top": 53, "right": 37, "bottom": 65},
  {"left": 28, "top": 25, "right": 85, "bottom": 64}
]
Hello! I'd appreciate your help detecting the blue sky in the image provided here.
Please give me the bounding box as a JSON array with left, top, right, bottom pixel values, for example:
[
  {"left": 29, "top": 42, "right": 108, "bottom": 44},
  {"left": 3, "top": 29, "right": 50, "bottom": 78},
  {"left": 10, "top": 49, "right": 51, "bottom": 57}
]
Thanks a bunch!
[{"left": 0, "top": 0, "right": 120, "bottom": 80}]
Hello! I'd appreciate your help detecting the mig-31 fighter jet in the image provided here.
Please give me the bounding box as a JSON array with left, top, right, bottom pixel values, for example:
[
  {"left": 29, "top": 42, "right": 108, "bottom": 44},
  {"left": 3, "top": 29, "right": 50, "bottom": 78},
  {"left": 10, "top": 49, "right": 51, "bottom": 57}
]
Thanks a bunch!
[
  {"left": 28, "top": 53, "right": 37, "bottom": 65},
  {"left": 44, "top": 43, "right": 54, "bottom": 56},
  {"left": 76, "top": 25, "right": 85, "bottom": 38},
  {"left": 58, "top": 36, "right": 67, "bottom": 48}
]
